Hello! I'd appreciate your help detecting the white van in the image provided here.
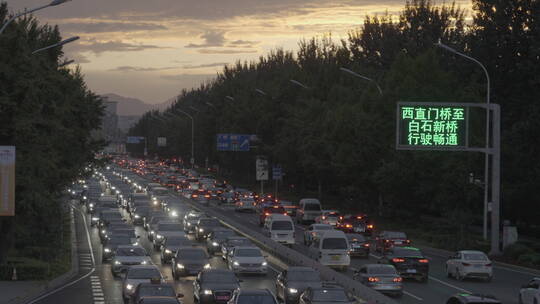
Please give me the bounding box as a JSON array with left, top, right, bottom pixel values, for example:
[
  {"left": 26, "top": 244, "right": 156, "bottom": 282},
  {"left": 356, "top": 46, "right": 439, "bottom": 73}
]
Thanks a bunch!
[
  {"left": 264, "top": 214, "right": 295, "bottom": 247},
  {"left": 308, "top": 230, "right": 350, "bottom": 271},
  {"left": 295, "top": 198, "right": 322, "bottom": 224}
]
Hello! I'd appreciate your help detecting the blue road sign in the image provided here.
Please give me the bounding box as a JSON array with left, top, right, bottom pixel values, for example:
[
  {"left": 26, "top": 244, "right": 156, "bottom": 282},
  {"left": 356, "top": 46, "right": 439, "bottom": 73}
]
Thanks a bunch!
[
  {"left": 217, "top": 134, "right": 230, "bottom": 151},
  {"left": 127, "top": 136, "right": 145, "bottom": 144},
  {"left": 272, "top": 165, "right": 282, "bottom": 180},
  {"left": 217, "top": 134, "right": 251, "bottom": 151}
]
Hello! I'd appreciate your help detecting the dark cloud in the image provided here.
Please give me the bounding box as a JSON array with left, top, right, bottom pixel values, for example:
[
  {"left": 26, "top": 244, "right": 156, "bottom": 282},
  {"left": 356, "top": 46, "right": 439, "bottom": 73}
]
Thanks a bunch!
[
  {"left": 197, "top": 49, "right": 258, "bottom": 54},
  {"left": 70, "top": 39, "right": 168, "bottom": 55},
  {"left": 58, "top": 21, "right": 167, "bottom": 33},
  {"left": 182, "top": 62, "right": 228, "bottom": 69},
  {"left": 185, "top": 31, "right": 226, "bottom": 48},
  {"left": 108, "top": 66, "right": 179, "bottom": 72}
]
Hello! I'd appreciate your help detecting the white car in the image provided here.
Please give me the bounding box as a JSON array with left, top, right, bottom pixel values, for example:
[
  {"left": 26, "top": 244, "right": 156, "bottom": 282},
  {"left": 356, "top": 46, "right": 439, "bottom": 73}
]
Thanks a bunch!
[
  {"left": 228, "top": 246, "right": 268, "bottom": 275},
  {"left": 235, "top": 198, "right": 257, "bottom": 212},
  {"left": 122, "top": 265, "right": 164, "bottom": 301},
  {"left": 303, "top": 224, "right": 334, "bottom": 246},
  {"left": 111, "top": 245, "right": 152, "bottom": 276},
  {"left": 519, "top": 278, "right": 540, "bottom": 304},
  {"left": 315, "top": 210, "right": 341, "bottom": 226},
  {"left": 446, "top": 250, "right": 493, "bottom": 282}
]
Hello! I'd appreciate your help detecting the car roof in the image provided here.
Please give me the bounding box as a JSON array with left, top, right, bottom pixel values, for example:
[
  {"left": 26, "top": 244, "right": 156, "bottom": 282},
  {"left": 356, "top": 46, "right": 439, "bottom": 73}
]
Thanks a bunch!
[{"left": 453, "top": 293, "right": 501, "bottom": 303}]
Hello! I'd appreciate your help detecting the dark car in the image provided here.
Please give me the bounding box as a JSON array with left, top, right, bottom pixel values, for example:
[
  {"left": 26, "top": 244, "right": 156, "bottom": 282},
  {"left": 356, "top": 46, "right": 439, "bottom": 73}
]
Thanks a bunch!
[
  {"left": 172, "top": 247, "right": 210, "bottom": 279},
  {"left": 346, "top": 234, "right": 370, "bottom": 258},
  {"left": 337, "top": 214, "right": 374, "bottom": 236},
  {"left": 144, "top": 212, "right": 167, "bottom": 231},
  {"left": 446, "top": 294, "right": 501, "bottom": 304},
  {"left": 97, "top": 210, "right": 123, "bottom": 228},
  {"left": 227, "top": 289, "right": 278, "bottom": 304},
  {"left": 275, "top": 267, "right": 322, "bottom": 304},
  {"left": 382, "top": 247, "right": 429, "bottom": 282},
  {"left": 195, "top": 218, "right": 222, "bottom": 240},
  {"left": 206, "top": 228, "right": 236, "bottom": 255},
  {"left": 279, "top": 200, "right": 298, "bottom": 217},
  {"left": 375, "top": 231, "right": 410, "bottom": 253},
  {"left": 298, "top": 286, "right": 355, "bottom": 304},
  {"left": 183, "top": 211, "right": 205, "bottom": 233},
  {"left": 259, "top": 205, "right": 287, "bottom": 226},
  {"left": 160, "top": 236, "right": 192, "bottom": 264},
  {"left": 194, "top": 269, "right": 241, "bottom": 304},
  {"left": 102, "top": 235, "right": 134, "bottom": 262},
  {"left": 132, "top": 206, "right": 153, "bottom": 225},
  {"left": 132, "top": 281, "right": 183, "bottom": 304},
  {"left": 221, "top": 236, "right": 253, "bottom": 260}
]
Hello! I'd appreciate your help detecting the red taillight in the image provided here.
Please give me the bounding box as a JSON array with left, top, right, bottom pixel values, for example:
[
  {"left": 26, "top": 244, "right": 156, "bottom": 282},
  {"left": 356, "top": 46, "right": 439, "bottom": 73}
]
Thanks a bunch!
[
  {"left": 345, "top": 224, "right": 352, "bottom": 228},
  {"left": 322, "top": 216, "right": 326, "bottom": 220},
  {"left": 385, "top": 240, "right": 390, "bottom": 243},
  {"left": 192, "top": 194, "right": 198, "bottom": 198},
  {"left": 283, "top": 213, "right": 288, "bottom": 216},
  {"left": 339, "top": 216, "right": 344, "bottom": 220},
  {"left": 406, "top": 240, "right": 411, "bottom": 243},
  {"left": 363, "top": 243, "right": 370, "bottom": 247},
  {"left": 393, "top": 277, "right": 403, "bottom": 282},
  {"left": 367, "top": 224, "right": 374, "bottom": 229},
  {"left": 356, "top": 216, "right": 362, "bottom": 219},
  {"left": 418, "top": 259, "right": 429, "bottom": 263},
  {"left": 462, "top": 263, "right": 471, "bottom": 267},
  {"left": 264, "top": 212, "right": 270, "bottom": 216},
  {"left": 368, "top": 277, "right": 380, "bottom": 282},
  {"left": 204, "top": 195, "right": 210, "bottom": 198},
  {"left": 485, "top": 263, "right": 492, "bottom": 267},
  {"left": 392, "top": 258, "right": 405, "bottom": 263}
]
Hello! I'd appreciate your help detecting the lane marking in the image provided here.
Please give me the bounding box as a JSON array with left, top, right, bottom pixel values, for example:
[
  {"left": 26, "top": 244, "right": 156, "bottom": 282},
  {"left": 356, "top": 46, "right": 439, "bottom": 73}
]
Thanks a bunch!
[
  {"left": 404, "top": 291, "right": 424, "bottom": 301},
  {"left": 428, "top": 276, "right": 472, "bottom": 293}
]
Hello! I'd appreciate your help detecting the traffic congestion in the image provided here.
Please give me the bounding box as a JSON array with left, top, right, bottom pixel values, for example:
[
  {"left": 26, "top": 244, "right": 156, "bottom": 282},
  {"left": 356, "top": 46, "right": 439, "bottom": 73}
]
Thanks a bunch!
[{"left": 66, "top": 157, "right": 540, "bottom": 304}]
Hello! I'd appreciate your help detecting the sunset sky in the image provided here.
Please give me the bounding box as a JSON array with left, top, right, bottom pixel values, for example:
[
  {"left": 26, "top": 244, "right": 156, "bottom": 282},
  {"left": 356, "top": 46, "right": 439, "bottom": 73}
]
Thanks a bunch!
[{"left": 6, "top": 0, "right": 472, "bottom": 104}]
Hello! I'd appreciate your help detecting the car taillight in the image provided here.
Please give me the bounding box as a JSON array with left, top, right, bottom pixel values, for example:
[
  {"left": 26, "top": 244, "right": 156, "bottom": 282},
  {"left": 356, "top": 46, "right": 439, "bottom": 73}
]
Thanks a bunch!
[
  {"left": 406, "top": 240, "right": 411, "bottom": 243},
  {"left": 322, "top": 216, "right": 326, "bottom": 220},
  {"left": 345, "top": 224, "right": 352, "bottom": 228},
  {"left": 393, "top": 277, "right": 403, "bottom": 282},
  {"left": 485, "top": 263, "right": 492, "bottom": 267},
  {"left": 462, "top": 263, "right": 471, "bottom": 267},
  {"left": 204, "top": 195, "right": 210, "bottom": 198},
  {"left": 363, "top": 243, "right": 370, "bottom": 247},
  {"left": 367, "top": 224, "right": 374, "bottom": 229},
  {"left": 418, "top": 259, "right": 429, "bottom": 263},
  {"left": 392, "top": 258, "right": 405, "bottom": 263},
  {"left": 265, "top": 213, "right": 270, "bottom": 216},
  {"left": 283, "top": 213, "right": 288, "bottom": 216},
  {"left": 368, "top": 277, "right": 380, "bottom": 282}
]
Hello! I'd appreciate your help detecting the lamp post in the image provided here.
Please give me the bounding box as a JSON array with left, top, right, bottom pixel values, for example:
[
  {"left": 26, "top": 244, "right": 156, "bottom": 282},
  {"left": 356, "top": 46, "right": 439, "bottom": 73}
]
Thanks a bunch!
[
  {"left": 340, "top": 67, "right": 383, "bottom": 96},
  {"left": 176, "top": 109, "right": 195, "bottom": 168},
  {"left": 435, "top": 42, "right": 499, "bottom": 254},
  {"left": 0, "top": 0, "right": 71, "bottom": 34},
  {"left": 32, "top": 36, "right": 79, "bottom": 55},
  {"left": 225, "top": 96, "right": 235, "bottom": 102},
  {"left": 290, "top": 79, "right": 309, "bottom": 89},
  {"left": 58, "top": 59, "right": 74, "bottom": 67}
]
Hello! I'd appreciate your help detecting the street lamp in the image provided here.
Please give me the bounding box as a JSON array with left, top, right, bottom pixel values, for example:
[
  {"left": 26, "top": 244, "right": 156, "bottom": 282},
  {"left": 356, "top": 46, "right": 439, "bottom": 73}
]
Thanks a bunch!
[
  {"left": 225, "top": 95, "right": 235, "bottom": 102},
  {"left": 0, "top": 0, "right": 71, "bottom": 34},
  {"left": 340, "top": 67, "right": 383, "bottom": 96},
  {"left": 255, "top": 88, "right": 267, "bottom": 96},
  {"left": 176, "top": 109, "right": 195, "bottom": 168},
  {"left": 32, "top": 36, "right": 79, "bottom": 55},
  {"left": 290, "top": 79, "right": 309, "bottom": 89},
  {"left": 58, "top": 59, "right": 74, "bottom": 67},
  {"left": 205, "top": 102, "right": 216, "bottom": 109},
  {"left": 435, "top": 41, "right": 492, "bottom": 242}
]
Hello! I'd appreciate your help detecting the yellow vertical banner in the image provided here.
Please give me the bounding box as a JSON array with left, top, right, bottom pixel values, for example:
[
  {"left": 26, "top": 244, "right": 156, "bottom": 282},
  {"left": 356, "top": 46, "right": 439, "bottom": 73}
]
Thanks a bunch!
[{"left": 0, "top": 146, "right": 15, "bottom": 216}]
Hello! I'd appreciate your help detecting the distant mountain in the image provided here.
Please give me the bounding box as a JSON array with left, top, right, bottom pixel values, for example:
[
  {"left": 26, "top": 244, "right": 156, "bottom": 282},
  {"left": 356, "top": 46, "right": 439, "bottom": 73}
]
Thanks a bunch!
[{"left": 102, "top": 93, "right": 174, "bottom": 116}]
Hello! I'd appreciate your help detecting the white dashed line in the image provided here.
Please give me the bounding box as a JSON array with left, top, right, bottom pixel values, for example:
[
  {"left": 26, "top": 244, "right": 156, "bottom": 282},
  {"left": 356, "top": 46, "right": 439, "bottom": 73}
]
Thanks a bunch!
[
  {"left": 404, "top": 291, "right": 424, "bottom": 301},
  {"left": 428, "top": 276, "right": 472, "bottom": 293}
]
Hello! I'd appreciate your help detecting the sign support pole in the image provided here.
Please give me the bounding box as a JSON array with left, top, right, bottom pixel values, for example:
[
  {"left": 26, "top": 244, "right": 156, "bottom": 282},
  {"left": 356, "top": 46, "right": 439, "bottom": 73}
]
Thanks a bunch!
[
  {"left": 260, "top": 180, "right": 264, "bottom": 196},
  {"left": 490, "top": 104, "right": 501, "bottom": 255}
]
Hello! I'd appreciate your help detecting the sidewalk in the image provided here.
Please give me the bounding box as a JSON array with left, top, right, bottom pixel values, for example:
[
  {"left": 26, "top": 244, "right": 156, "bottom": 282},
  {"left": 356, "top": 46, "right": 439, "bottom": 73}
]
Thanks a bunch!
[{"left": 0, "top": 281, "right": 47, "bottom": 304}]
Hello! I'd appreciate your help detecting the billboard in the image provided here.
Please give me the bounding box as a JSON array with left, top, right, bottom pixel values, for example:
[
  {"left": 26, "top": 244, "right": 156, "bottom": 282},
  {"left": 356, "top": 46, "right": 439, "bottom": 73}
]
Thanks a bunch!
[{"left": 0, "top": 146, "right": 15, "bottom": 216}]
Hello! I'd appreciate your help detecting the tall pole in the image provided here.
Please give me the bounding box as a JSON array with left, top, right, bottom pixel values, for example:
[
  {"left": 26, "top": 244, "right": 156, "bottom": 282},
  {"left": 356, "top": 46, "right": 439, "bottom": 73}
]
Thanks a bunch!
[
  {"left": 340, "top": 67, "right": 383, "bottom": 96},
  {"left": 0, "top": 0, "right": 72, "bottom": 35},
  {"left": 177, "top": 110, "right": 195, "bottom": 168},
  {"left": 491, "top": 104, "right": 501, "bottom": 255},
  {"left": 436, "top": 42, "right": 492, "bottom": 242}
]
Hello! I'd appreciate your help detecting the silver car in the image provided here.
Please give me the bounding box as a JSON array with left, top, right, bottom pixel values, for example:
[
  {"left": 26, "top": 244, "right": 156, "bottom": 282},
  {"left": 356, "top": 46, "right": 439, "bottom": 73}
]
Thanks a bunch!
[
  {"left": 112, "top": 245, "right": 152, "bottom": 276},
  {"left": 227, "top": 246, "right": 268, "bottom": 275},
  {"left": 354, "top": 264, "right": 403, "bottom": 297},
  {"left": 122, "top": 265, "right": 163, "bottom": 301}
]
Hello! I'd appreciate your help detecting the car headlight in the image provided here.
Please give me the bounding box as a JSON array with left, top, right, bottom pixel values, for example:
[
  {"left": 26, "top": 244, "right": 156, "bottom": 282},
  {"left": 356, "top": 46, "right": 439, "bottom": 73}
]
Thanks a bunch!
[
  {"left": 165, "top": 249, "right": 172, "bottom": 254},
  {"left": 170, "top": 211, "right": 178, "bottom": 217},
  {"left": 204, "top": 263, "right": 211, "bottom": 269},
  {"left": 126, "top": 284, "right": 133, "bottom": 290},
  {"left": 288, "top": 288, "right": 298, "bottom": 294},
  {"left": 262, "top": 261, "right": 268, "bottom": 266},
  {"left": 83, "top": 196, "right": 87, "bottom": 200},
  {"left": 114, "top": 261, "right": 121, "bottom": 265},
  {"left": 199, "top": 228, "right": 204, "bottom": 232},
  {"left": 134, "top": 215, "right": 141, "bottom": 219},
  {"left": 156, "top": 235, "right": 163, "bottom": 239},
  {"left": 203, "top": 289, "right": 213, "bottom": 295},
  {"left": 233, "top": 261, "right": 239, "bottom": 266},
  {"left": 141, "top": 260, "right": 148, "bottom": 265},
  {"left": 153, "top": 201, "right": 158, "bottom": 206},
  {"left": 187, "top": 223, "right": 191, "bottom": 226},
  {"left": 89, "top": 203, "right": 94, "bottom": 208},
  {"left": 111, "top": 186, "right": 116, "bottom": 190},
  {"left": 104, "top": 248, "right": 111, "bottom": 253},
  {"left": 150, "top": 230, "right": 155, "bottom": 235},
  {"left": 212, "top": 242, "right": 219, "bottom": 246},
  {"left": 152, "top": 197, "right": 157, "bottom": 201},
  {"left": 91, "top": 217, "right": 99, "bottom": 221},
  {"left": 101, "top": 230, "right": 106, "bottom": 234},
  {"left": 119, "top": 194, "right": 123, "bottom": 198},
  {"left": 176, "top": 263, "right": 185, "bottom": 269}
]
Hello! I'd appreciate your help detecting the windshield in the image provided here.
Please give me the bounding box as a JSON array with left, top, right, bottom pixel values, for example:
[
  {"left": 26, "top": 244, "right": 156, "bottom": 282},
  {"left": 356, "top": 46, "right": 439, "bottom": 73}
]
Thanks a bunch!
[
  {"left": 304, "top": 203, "right": 321, "bottom": 211},
  {"left": 238, "top": 295, "right": 276, "bottom": 304},
  {"left": 138, "top": 286, "right": 176, "bottom": 297},
  {"left": 393, "top": 248, "right": 423, "bottom": 258},
  {"left": 288, "top": 271, "right": 321, "bottom": 282},
  {"left": 158, "top": 223, "right": 183, "bottom": 231},
  {"left": 116, "top": 248, "right": 146, "bottom": 256},
  {"left": 463, "top": 253, "right": 488, "bottom": 261},
  {"left": 179, "top": 250, "right": 206, "bottom": 259},
  {"left": 236, "top": 248, "right": 262, "bottom": 257},
  {"left": 203, "top": 272, "right": 237, "bottom": 283},
  {"left": 127, "top": 268, "right": 161, "bottom": 279},
  {"left": 314, "top": 225, "right": 333, "bottom": 231},
  {"left": 368, "top": 266, "right": 398, "bottom": 275},
  {"left": 322, "top": 238, "right": 348, "bottom": 250},
  {"left": 312, "top": 290, "right": 349, "bottom": 302},
  {"left": 271, "top": 221, "right": 293, "bottom": 230}
]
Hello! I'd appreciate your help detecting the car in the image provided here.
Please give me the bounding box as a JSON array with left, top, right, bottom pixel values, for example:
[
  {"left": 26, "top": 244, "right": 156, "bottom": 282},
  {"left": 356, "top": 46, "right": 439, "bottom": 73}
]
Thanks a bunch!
[
  {"left": 263, "top": 214, "right": 295, "bottom": 246},
  {"left": 307, "top": 230, "right": 350, "bottom": 271},
  {"left": 374, "top": 231, "right": 410, "bottom": 253},
  {"left": 132, "top": 281, "right": 183, "bottom": 304},
  {"left": 183, "top": 211, "right": 205, "bottom": 233},
  {"left": 195, "top": 218, "right": 222, "bottom": 240},
  {"left": 279, "top": 200, "right": 298, "bottom": 217},
  {"left": 219, "top": 192, "right": 236, "bottom": 205},
  {"left": 227, "top": 289, "right": 278, "bottom": 304},
  {"left": 275, "top": 267, "right": 322, "bottom": 304},
  {"left": 160, "top": 235, "right": 192, "bottom": 264},
  {"left": 337, "top": 214, "right": 374, "bottom": 236},
  {"left": 346, "top": 233, "right": 370, "bottom": 258},
  {"left": 144, "top": 213, "right": 167, "bottom": 231},
  {"left": 227, "top": 246, "right": 268, "bottom": 275},
  {"left": 446, "top": 250, "right": 493, "bottom": 282},
  {"left": 315, "top": 210, "right": 341, "bottom": 226},
  {"left": 259, "top": 205, "right": 287, "bottom": 226},
  {"left": 102, "top": 235, "right": 137, "bottom": 262},
  {"left": 235, "top": 198, "right": 257, "bottom": 212},
  {"left": 295, "top": 199, "right": 322, "bottom": 224},
  {"left": 206, "top": 228, "right": 236, "bottom": 255},
  {"left": 111, "top": 245, "right": 152, "bottom": 276},
  {"left": 99, "top": 221, "right": 131, "bottom": 242},
  {"left": 146, "top": 216, "right": 169, "bottom": 241},
  {"left": 303, "top": 224, "right": 333, "bottom": 246},
  {"left": 298, "top": 286, "right": 356, "bottom": 304},
  {"left": 381, "top": 247, "right": 429, "bottom": 282},
  {"left": 153, "top": 221, "right": 186, "bottom": 249},
  {"left": 446, "top": 293, "right": 501, "bottom": 304},
  {"left": 132, "top": 206, "right": 153, "bottom": 225},
  {"left": 149, "top": 186, "right": 169, "bottom": 207},
  {"left": 123, "top": 265, "right": 164, "bottom": 302},
  {"left": 172, "top": 247, "right": 211, "bottom": 279},
  {"left": 519, "top": 278, "right": 540, "bottom": 304},
  {"left": 353, "top": 264, "right": 403, "bottom": 297},
  {"left": 102, "top": 228, "right": 138, "bottom": 246},
  {"left": 221, "top": 237, "right": 253, "bottom": 260},
  {"left": 193, "top": 269, "right": 241, "bottom": 304}
]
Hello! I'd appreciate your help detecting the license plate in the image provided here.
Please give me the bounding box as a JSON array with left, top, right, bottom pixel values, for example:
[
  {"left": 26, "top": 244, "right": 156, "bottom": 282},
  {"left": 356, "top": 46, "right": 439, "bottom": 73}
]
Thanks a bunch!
[
  {"left": 406, "top": 269, "right": 417, "bottom": 273},
  {"left": 474, "top": 264, "right": 483, "bottom": 268},
  {"left": 278, "top": 234, "right": 288, "bottom": 238},
  {"left": 355, "top": 227, "right": 365, "bottom": 232},
  {"left": 394, "top": 241, "right": 402, "bottom": 245},
  {"left": 331, "top": 255, "right": 341, "bottom": 261}
]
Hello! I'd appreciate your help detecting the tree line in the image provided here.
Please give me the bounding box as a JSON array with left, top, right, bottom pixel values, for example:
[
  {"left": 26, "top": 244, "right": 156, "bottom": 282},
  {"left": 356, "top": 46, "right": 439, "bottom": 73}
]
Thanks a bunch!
[
  {"left": 0, "top": 2, "right": 104, "bottom": 264},
  {"left": 129, "top": 0, "right": 540, "bottom": 241}
]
